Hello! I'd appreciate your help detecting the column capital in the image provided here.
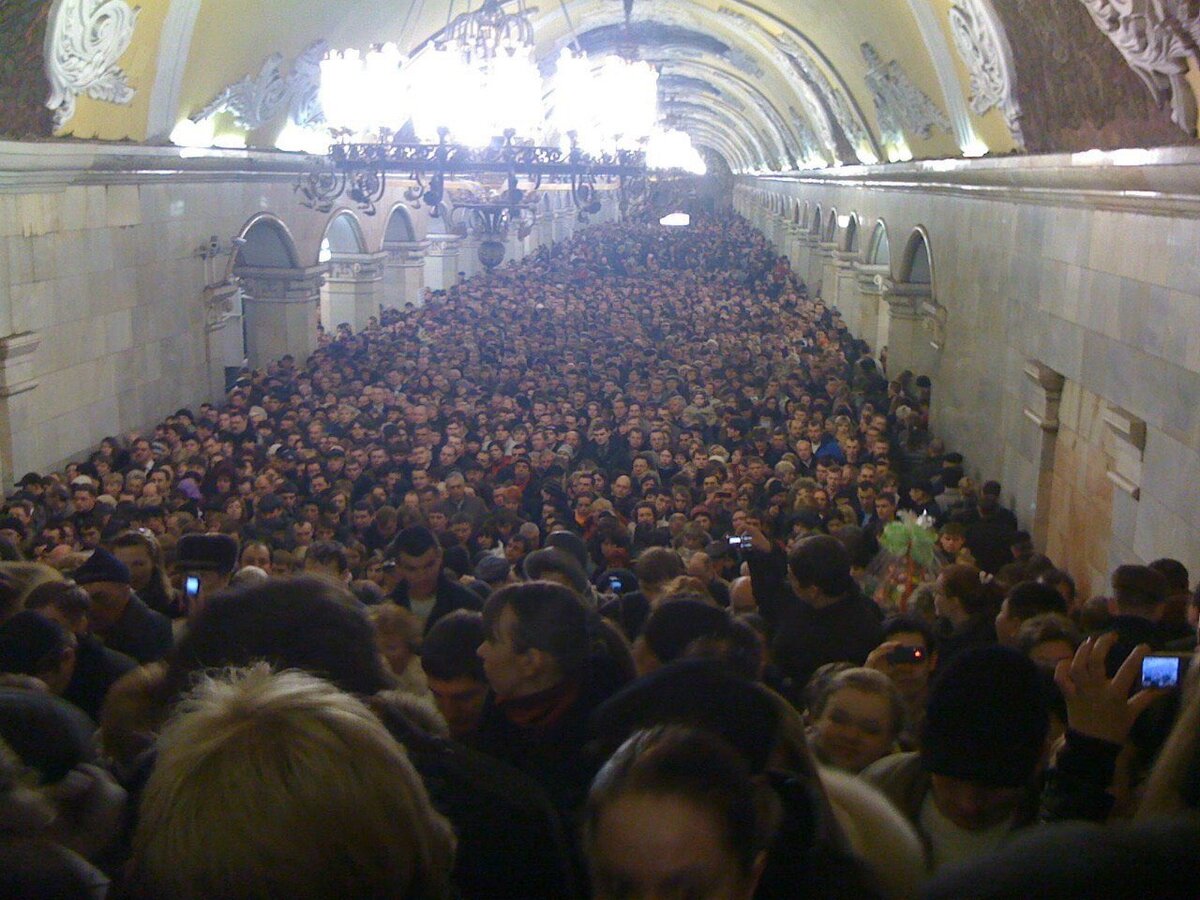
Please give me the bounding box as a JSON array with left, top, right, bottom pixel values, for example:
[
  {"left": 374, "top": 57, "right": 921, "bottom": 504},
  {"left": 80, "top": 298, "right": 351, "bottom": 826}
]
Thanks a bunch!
[
  {"left": 426, "top": 234, "right": 461, "bottom": 257},
  {"left": 0, "top": 331, "right": 41, "bottom": 398},
  {"left": 235, "top": 265, "right": 325, "bottom": 302},
  {"left": 326, "top": 251, "right": 388, "bottom": 284},
  {"left": 384, "top": 240, "right": 429, "bottom": 267}
]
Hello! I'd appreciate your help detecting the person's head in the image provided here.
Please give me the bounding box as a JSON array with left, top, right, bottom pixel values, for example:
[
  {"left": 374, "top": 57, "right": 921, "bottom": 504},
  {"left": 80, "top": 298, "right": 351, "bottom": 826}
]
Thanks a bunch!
[
  {"left": 1015, "top": 613, "right": 1081, "bottom": 669},
  {"left": 585, "top": 726, "right": 772, "bottom": 900},
  {"left": 522, "top": 548, "right": 592, "bottom": 598},
  {"left": 479, "top": 581, "right": 597, "bottom": 700},
  {"left": 128, "top": 665, "right": 455, "bottom": 900},
  {"left": 1111, "top": 565, "right": 1169, "bottom": 620},
  {"left": 995, "top": 581, "right": 1068, "bottom": 646},
  {"left": 176, "top": 533, "right": 241, "bottom": 617},
  {"left": 938, "top": 522, "right": 966, "bottom": 557},
  {"left": 935, "top": 563, "right": 991, "bottom": 624},
  {"left": 24, "top": 580, "right": 92, "bottom": 637},
  {"left": 239, "top": 540, "right": 272, "bottom": 572},
  {"left": 367, "top": 604, "right": 422, "bottom": 678},
  {"left": 165, "top": 577, "right": 391, "bottom": 700},
  {"left": 421, "top": 610, "right": 488, "bottom": 739},
  {"left": 809, "top": 667, "right": 904, "bottom": 774},
  {"left": 0, "top": 610, "right": 77, "bottom": 694},
  {"left": 303, "top": 541, "right": 351, "bottom": 584},
  {"left": 71, "top": 547, "right": 132, "bottom": 632},
  {"left": 633, "top": 547, "right": 686, "bottom": 602},
  {"left": 633, "top": 601, "right": 732, "bottom": 677},
  {"left": 921, "top": 646, "right": 1050, "bottom": 831},
  {"left": 879, "top": 614, "right": 939, "bottom": 699},
  {"left": 787, "top": 535, "right": 855, "bottom": 604},
  {"left": 391, "top": 526, "right": 443, "bottom": 596}
]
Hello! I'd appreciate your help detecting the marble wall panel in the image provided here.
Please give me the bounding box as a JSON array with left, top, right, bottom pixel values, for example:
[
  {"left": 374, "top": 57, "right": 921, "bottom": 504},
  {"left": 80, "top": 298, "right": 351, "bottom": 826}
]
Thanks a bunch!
[{"left": 757, "top": 175, "right": 1200, "bottom": 580}]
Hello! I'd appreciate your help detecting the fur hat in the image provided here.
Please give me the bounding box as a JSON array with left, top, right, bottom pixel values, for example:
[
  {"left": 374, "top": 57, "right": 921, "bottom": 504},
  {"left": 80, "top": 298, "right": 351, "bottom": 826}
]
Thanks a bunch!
[{"left": 72, "top": 546, "right": 130, "bottom": 586}]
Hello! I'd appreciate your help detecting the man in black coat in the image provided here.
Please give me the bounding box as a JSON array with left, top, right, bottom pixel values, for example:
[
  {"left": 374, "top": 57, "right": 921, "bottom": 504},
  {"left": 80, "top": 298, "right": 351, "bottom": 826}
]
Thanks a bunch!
[
  {"left": 745, "top": 530, "right": 883, "bottom": 703},
  {"left": 388, "top": 526, "right": 482, "bottom": 633}
]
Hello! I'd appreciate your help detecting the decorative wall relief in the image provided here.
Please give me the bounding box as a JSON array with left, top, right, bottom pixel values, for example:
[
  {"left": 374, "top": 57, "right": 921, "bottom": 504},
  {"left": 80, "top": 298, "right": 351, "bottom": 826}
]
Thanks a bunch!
[
  {"left": 194, "top": 40, "right": 329, "bottom": 131},
  {"left": 995, "top": 0, "right": 1191, "bottom": 152},
  {"left": 1075, "top": 0, "right": 1200, "bottom": 136},
  {"left": 947, "top": 0, "right": 1026, "bottom": 149},
  {"left": 43, "top": 0, "right": 140, "bottom": 130},
  {"left": 860, "top": 42, "right": 951, "bottom": 145}
]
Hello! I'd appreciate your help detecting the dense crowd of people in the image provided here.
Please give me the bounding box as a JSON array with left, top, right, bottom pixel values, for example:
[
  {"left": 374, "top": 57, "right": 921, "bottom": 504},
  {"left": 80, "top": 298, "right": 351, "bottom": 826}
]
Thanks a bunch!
[{"left": 0, "top": 213, "right": 1198, "bottom": 897}]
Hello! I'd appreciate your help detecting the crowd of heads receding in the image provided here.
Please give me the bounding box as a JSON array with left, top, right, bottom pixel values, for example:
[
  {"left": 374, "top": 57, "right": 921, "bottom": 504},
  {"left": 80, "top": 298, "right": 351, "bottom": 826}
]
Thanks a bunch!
[{"left": 0, "top": 213, "right": 1197, "bottom": 898}]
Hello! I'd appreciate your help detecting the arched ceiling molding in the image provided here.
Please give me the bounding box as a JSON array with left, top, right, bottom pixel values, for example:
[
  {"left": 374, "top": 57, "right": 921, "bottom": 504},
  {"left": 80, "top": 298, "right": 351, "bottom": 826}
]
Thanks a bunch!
[
  {"left": 671, "top": 109, "right": 764, "bottom": 170},
  {"left": 711, "top": 4, "right": 882, "bottom": 162},
  {"left": 683, "top": 126, "right": 747, "bottom": 173},
  {"left": 146, "top": 0, "right": 203, "bottom": 141},
  {"left": 535, "top": 2, "right": 841, "bottom": 164},
  {"left": 676, "top": 119, "right": 752, "bottom": 172},
  {"left": 661, "top": 96, "right": 779, "bottom": 168},
  {"left": 899, "top": 0, "right": 983, "bottom": 155},
  {"left": 537, "top": 42, "right": 791, "bottom": 168},
  {"left": 653, "top": 57, "right": 799, "bottom": 168}
]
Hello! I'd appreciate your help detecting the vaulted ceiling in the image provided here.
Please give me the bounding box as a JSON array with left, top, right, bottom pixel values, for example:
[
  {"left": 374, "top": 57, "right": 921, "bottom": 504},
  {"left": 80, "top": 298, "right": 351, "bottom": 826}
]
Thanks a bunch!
[{"left": 8, "top": 0, "right": 1199, "bottom": 173}]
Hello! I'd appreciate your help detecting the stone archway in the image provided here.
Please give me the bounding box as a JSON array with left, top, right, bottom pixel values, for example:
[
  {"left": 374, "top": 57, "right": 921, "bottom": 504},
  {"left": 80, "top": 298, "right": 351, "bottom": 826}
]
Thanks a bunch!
[
  {"left": 879, "top": 228, "right": 941, "bottom": 379},
  {"left": 854, "top": 220, "right": 893, "bottom": 360},
  {"left": 233, "top": 214, "right": 324, "bottom": 368},
  {"left": 319, "top": 211, "right": 386, "bottom": 333},
  {"left": 380, "top": 204, "right": 428, "bottom": 309}
]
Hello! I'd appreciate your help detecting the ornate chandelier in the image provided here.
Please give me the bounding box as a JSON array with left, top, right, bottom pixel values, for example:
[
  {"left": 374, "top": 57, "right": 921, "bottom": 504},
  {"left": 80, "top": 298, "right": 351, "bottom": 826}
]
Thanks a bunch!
[
  {"left": 295, "top": 0, "right": 703, "bottom": 268},
  {"left": 436, "top": 0, "right": 536, "bottom": 63}
]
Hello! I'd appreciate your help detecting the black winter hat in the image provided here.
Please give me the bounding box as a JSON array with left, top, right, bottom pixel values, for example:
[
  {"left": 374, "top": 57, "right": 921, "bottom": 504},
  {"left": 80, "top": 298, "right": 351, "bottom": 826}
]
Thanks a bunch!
[{"left": 921, "top": 645, "right": 1049, "bottom": 788}]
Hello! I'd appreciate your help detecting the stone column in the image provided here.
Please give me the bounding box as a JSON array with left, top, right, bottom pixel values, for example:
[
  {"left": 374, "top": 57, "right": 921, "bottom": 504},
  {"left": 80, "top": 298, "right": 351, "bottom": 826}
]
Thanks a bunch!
[
  {"left": 0, "top": 332, "right": 41, "bottom": 487},
  {"left": 536, "top": 211, "right": 555, "bottom": 247},
  {"left": 853, "top": 264, "right": 891, "bottom": 350},
  {"left": 382, "top": 240, "right": 429, "bottom": 309},
  {"left": 830, "top": 251, "right": 861, "bottom": 322},
  {"left": 458, "top": 236, "right": 480, "bottom": 280},
  {"left": 203, "top": 282, "right": 244, "bottom": 400},
  {"left": 1022, "top": 361, "right": 1066, "bottom": 549},
  {"left": 236, "top": 266, "right": 325, "bottom": 368},
  {"left": 795, "top": 234, "right": 817, "bottom": 288},
  {"left": 880, "top": 282, "right": 939, "bottom": 378},
  {"left": 785, "top": 223, "right": 805, "bottom": 273},
  {"left": 553, "top": 209, "right": 576, "bottom": 243},
  {"left": 323, "top": 252, "right": 387, "bottom": 332},
  {"left": 809, "top": 241, "right": 837, "bottom": 300},
  {"left": 424, "top": 235, "right": 461, "bottom": 292}
]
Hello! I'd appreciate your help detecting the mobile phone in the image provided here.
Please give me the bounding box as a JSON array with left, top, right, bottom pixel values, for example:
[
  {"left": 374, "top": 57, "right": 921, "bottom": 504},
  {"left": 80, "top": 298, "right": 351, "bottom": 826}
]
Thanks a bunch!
[
  {"left": 727, "top": 534, "right": 752, "bottom": 549},
  {"left": 184, "top": 574, "right": 201, "bottom": 601},
  {"left": 608, "top": 575, "right": 623, "bottom": 591},
  {"left": 888, "top": 645, "right": 926, "bottom": 665},
  {"left": 1141, "top": 654, "right": 1190, "bottom": 689}
]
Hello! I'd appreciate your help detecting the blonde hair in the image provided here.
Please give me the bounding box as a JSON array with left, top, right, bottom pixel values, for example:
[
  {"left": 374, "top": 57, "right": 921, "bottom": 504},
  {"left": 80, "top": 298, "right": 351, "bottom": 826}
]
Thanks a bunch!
[
  {"left": 129, "top": 664, "right": 455, "bottom": 899},
  {"left": 367, "top": 603, "right": 423, "bottom": 650}
]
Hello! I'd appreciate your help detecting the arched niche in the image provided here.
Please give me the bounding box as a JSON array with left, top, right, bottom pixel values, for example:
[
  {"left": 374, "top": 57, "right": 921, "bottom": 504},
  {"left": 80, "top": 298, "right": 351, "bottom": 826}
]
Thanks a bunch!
[
  {"left": 842, "top": 214, "right": 860, "bottom": 255},
  {"left": 867, "top": 220, "right": 891, "bottom": 268},
  {"left": 792, "top": 200, "right": 801, "bottom": 224},
  {"left": 809, "top": 204, "right": 823, "bottom": 236},
  {"left": 319, "top": 210, "right": 367, "bottom": 263},
  {"left": 801, "top": 201, "right": 811, "bottom": 229},
  {"left": 234, "top": 214, "right": 300, "bottom": 269},
  {"left": 824, "top": 208, "right": 839, "bottom": 243},
  {"left": 898, "top": 227, "right": 934, "bottom": 289},
  {"left": 382, "top": 204, "right": 417, "bottom": 245}
]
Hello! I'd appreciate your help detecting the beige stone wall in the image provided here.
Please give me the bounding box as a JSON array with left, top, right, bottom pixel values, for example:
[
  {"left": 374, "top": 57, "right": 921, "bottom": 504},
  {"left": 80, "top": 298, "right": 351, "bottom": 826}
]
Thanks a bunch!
[
  {"left": 0, "top": 149, "right": 593, "bottom": 479},
  {"left": 741, "top": 164, "right": 1200, "bottom": 582}
]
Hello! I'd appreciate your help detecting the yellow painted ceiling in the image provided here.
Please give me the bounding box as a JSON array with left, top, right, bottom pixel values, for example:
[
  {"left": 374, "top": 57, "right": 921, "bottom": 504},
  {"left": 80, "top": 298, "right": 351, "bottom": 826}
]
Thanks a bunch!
[{"left": 53, "top": 0, "right": 1105, "bottom": 168}]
